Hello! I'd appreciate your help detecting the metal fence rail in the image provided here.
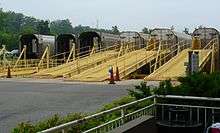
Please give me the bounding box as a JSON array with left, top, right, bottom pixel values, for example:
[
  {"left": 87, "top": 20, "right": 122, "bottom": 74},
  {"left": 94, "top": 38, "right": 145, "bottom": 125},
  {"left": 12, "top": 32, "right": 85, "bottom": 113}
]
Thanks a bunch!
[
  {"left": 39, "top": 95, "right": 155, "bottom": 133},
  {"left": 39, "top": 95, "right": 220, "bottom": 133},
  {"left": 156, "top": 95, "right": 220, "bottom": 129}
]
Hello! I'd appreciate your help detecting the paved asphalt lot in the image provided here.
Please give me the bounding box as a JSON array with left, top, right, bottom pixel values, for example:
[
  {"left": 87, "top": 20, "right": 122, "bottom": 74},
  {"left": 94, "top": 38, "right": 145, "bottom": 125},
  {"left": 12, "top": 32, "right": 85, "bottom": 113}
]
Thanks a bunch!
[{"left": 0, "top": 79, "right": 146, "bottom": 133}]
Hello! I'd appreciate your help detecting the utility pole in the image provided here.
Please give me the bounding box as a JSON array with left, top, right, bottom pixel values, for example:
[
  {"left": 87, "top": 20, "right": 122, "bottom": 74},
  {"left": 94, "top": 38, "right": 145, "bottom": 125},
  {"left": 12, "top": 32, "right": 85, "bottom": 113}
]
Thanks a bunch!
[{"left": 96, "top": 18, "right": 99, "bottom": 29}]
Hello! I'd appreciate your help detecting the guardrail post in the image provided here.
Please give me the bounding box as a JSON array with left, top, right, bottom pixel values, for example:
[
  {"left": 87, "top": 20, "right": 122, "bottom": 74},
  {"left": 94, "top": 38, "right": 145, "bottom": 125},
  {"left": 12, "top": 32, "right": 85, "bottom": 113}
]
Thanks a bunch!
[
  {"left": 154, "top": 96, "right": 157, "bottom": 117},
  {"left": 121, "top": 108, "right": 125, "bottom": 125},
  {"left": 162, "top": 105, "right": 164, "bottom": 121},
  {"left": 169, "top": 111, "right": 171, "bottom": 121},
  {"left": 204, "top": 108, "right": 207, "bottom": 128},
  {"left": 62, "top": 129, "right": 67, "bottom": 133},
  {"left": 189, "top": 107, "right": 192, "bottom": 122},
  {"left": 197, "top": 108, "right": 200, "bottom": 124},
  {"left": 212, "top": 109, "right": 215, "bottom": 123}
]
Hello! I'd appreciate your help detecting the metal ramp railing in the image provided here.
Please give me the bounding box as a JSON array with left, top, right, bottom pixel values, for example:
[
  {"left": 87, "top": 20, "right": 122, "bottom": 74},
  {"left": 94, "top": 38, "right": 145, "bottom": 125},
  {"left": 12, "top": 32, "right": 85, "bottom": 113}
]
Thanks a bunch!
[
  {"left": 144, "top": 38, "right": 218, "bottom": 81},
  {"left": 33, "top": 43, "right": 122, "bottom": 78},
  {"left": 69, "top": 41, "right": 162, "bottom": 81}
]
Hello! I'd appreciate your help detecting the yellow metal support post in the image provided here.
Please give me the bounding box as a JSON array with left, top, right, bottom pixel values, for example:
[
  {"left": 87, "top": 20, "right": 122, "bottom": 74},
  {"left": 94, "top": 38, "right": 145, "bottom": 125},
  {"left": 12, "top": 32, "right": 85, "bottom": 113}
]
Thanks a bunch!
[
  {"left": 125, "top": 43, "right": 130, "bottom": 54},
  {"left": 211, "top": 44, "right": 216, "bottom": 73},
  {"left": 14, "top": 45, "right": 27, "bottom": 69},
  {"left": 154, "top": 42, "right": 162, "bottom": 71},
  {"left": 47, "top": 46, "right": 50, "bottom": 69},
  {"left": 216, "top": 37, "right": 220, "bottom": 70},
  {"left": 24, "top": 45, "right": 27, "bottom": 67},
  {"left": 76, "top": 55, "right": 80, "bottom": 74},
  {"left": 2, "top": 45, "right": 6, "bottom": 68},
  {"left": 118, "top": 42, "right": 124, "bottom": 58},
  {"left": 177, "top": 44, "right": 181, "bottom": 54},
  {"left": 66, "top": 43, "right": 76, "bottom": 63},
  {"left": 38, "top": 46, "right": 49, "bottom": 69},
  {"left": 90, "top": 37, "right": 98, "bottom": 56},
  {"left": 1, "top": 45, "right": 10, "bottom": 68}
]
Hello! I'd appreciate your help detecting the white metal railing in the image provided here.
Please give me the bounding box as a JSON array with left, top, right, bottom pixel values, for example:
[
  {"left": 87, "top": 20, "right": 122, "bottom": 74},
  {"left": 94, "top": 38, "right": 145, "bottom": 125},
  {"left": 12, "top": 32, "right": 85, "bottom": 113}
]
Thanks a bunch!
[
  {"left": 39, "top": 95, "right": 220, "bottom": 133},
  {"left": 39, "top": 95, "right": 156, "bottom": 133},
  {"left": 156, "top": 95, "right": 220, "bottom": 129}
]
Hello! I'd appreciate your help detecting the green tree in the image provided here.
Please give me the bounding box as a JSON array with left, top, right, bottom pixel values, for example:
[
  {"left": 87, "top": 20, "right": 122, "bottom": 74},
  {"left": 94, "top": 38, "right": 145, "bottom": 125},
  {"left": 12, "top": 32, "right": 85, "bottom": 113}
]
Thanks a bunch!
[
  {"left": 20, "top": 16, "right": 38, "bottom": 34},
  {"left": 3, "top": 11, "right": 24, "bottom": 33},
  {"left": 37, "top": 20, "right": 50, "bottom": 35},
  {"left": 0, "top": 9, "right": 6, "bottom": 31},
  {"left": 72, "top": 25, "right": 91, "bottom": 35},
  {"left": 50, "top": 19, "right": 73, "bottom": 35}
]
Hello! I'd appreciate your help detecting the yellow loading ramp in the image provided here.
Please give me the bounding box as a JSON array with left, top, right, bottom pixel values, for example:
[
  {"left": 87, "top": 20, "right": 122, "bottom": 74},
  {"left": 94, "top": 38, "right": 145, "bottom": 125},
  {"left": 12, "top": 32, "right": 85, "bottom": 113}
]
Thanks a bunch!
[
  {"left": 145, "top": 49, "right": 212, "bottom": 81},
  {"left": 0, "top": 45, "right": 38, "bottom": 77},
  {"left": 0, "top": 45, "right": 51, "bottom": 78},
  {"left": 70, "top": 49, "right": 158, "bottom": 82},
  {"left": 0, "top": 67, "right": 37, "bottom": 77},
  {"left": 33, "top": 50, "right": 118, "bottom": 78}
]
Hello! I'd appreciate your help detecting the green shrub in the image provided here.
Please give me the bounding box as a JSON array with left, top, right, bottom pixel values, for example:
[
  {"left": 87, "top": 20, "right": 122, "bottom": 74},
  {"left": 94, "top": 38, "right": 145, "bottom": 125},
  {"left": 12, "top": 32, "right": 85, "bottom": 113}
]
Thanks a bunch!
[
  {"left": 13, "top": 122, "right": 35, "bottom": 133},
  {"left": 177, "top": 72, "right": 220, "bottom": 97},
  {"left": 128, "top": 82, "right": 151, "bottom": 100},
  {"left": 153, "top": 80, "right": 174, "bottom": 95},
  {"left": 12, "top": 113, "right": 86, "bottom": 133},
  {"left": 100, "top": 96, "right": 136, "bottom": 111},
  {"left": 152, "top": 72, "right": 220, "bottom": 98}
]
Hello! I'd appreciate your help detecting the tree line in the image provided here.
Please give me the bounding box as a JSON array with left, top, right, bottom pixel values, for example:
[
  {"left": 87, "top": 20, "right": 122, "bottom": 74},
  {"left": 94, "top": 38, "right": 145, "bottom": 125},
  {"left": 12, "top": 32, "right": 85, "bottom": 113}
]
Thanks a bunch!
[{"left": 0, "top": 9, "right": 121, "bottom": 50}]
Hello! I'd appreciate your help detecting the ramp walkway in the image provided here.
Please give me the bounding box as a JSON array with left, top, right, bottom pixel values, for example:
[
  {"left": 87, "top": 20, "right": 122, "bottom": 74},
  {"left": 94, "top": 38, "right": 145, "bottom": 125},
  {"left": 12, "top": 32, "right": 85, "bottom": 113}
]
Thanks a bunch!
[
  {"left": 70, "top": 49, "right": 158, "bottom": 81},
  {"left": 145, "top": 49, "right": 212, "bottom": 81},
  {"left": 33, "top": 50, "right": 118, "bottom": 78}
]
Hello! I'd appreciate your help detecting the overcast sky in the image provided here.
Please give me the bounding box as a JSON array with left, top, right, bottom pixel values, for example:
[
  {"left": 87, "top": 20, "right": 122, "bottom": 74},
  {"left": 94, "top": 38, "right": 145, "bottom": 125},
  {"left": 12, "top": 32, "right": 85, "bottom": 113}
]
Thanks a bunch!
[{"left": 1, "top": 0, "right": 220, "bottom": 32}]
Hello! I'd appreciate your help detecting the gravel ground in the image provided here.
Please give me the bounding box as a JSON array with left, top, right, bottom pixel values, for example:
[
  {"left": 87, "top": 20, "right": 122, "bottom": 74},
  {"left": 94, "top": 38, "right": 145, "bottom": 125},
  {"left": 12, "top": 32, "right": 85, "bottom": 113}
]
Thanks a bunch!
[{"left": 0, "top": 78, "right": 146, "bottom": 133}]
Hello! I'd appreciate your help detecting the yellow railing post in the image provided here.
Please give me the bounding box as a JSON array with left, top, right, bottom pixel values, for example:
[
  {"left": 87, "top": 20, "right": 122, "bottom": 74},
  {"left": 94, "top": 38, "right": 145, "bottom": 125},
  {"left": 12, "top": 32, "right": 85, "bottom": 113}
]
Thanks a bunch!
[
  {"left": 211, "top": 43, "right": 215, "bottom": 73},
  {"left": 38, "top": 46, "right": 49, "bottom": 69},
  {"left": 90, "top": 37, "right": 98, "bottom": 56},
  {"left": 24, "top": 45, "right": 27, "bottom": 67},
  {"left": 14, "top": 45, "right": 27, "bottom": 69},
  {"left": 76, "top": 54, "right": 80, "bottom": 74},
  {"left": 154, "top": 41, "right": 162, "bottom": 71},
  {"left": 47, "top": 45, "right": 50, "bottom": 69},
  {"left": 66, "top": 43, "right": 76, "bottom": 63},
  {"left": 216, "top": 37, "right": 220, "bottom": 70},
  {"left": 2, "top": 45, "right": 6, "bottom": 68},
  {"left": 125, "top": 42, "right": 130, "bottom": 54},
  {"left": 1, "top": 45, "right": 11, "bottom": 69},
  {"left": 117, "top": 41, "right": 124, "bottom": 58}
]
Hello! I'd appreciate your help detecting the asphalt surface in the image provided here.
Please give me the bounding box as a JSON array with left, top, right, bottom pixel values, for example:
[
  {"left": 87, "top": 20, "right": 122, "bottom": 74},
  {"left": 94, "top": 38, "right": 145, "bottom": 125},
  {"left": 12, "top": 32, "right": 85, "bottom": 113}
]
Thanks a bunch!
[{"left": 0, "top": 79, "right": 143, "bottom": 133}]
